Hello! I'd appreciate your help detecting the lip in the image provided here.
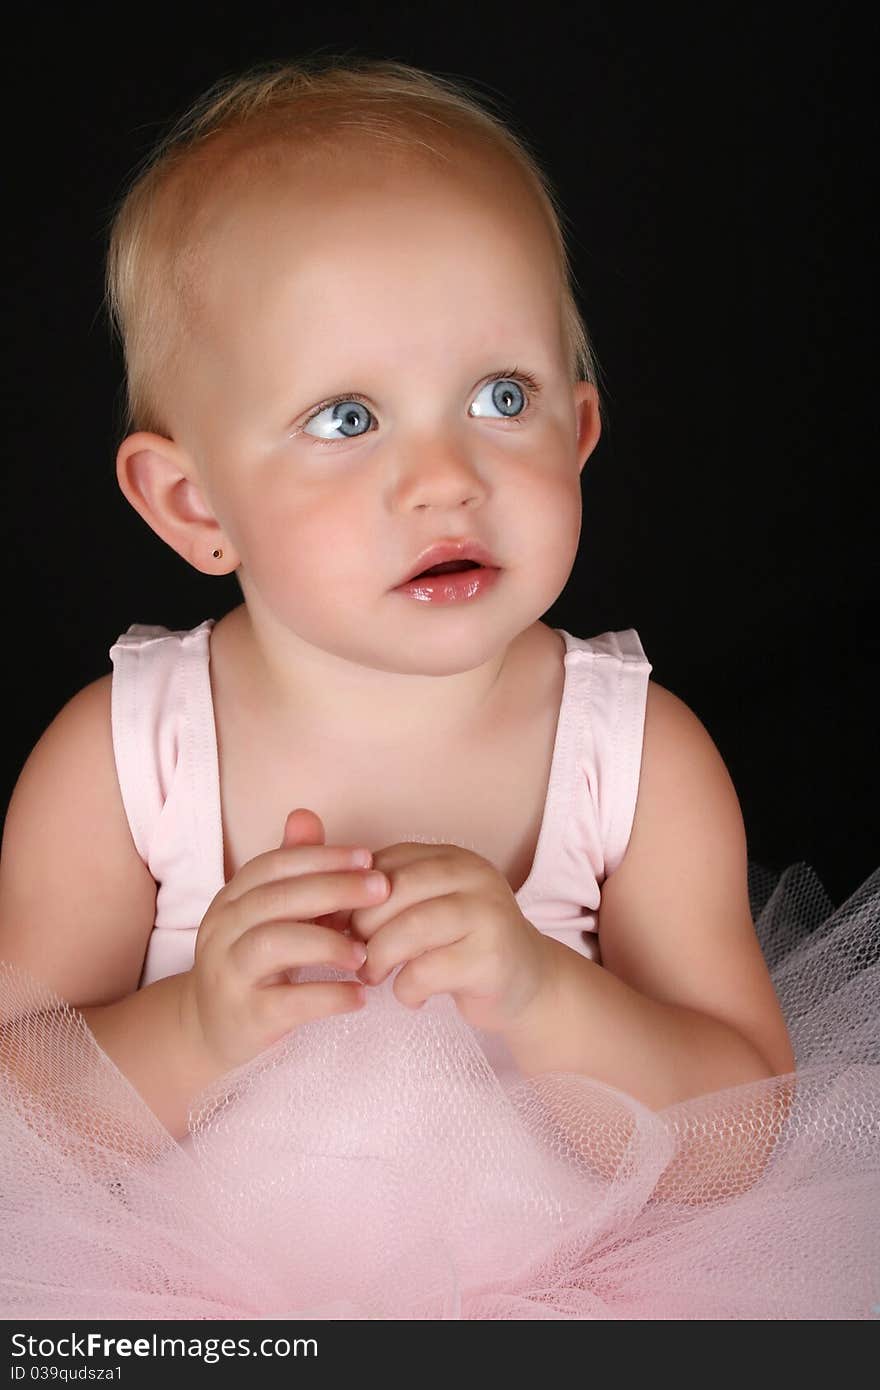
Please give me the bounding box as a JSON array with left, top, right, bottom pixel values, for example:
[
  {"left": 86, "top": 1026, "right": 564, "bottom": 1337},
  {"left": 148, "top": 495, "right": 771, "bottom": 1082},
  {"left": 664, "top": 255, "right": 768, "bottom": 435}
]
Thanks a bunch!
[
  {"left": 392, "top": 565, "right": 502, "bottom": 604},
  {"left": 394, "top": 538, "right": 500, "bottom": 588}
]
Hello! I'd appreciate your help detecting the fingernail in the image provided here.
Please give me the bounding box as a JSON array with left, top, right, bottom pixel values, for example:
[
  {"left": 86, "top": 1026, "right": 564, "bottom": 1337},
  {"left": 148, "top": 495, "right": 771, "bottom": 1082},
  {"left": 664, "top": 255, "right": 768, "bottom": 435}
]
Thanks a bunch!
[
  {"left": 350, "top": 849, "right": 372, "bottom": 867},
  {"left": 351, "top": 945, "right": 368, "bottom": 966},
  {"left": 366, "top": 871, "right": 387, "bottom": 892}
]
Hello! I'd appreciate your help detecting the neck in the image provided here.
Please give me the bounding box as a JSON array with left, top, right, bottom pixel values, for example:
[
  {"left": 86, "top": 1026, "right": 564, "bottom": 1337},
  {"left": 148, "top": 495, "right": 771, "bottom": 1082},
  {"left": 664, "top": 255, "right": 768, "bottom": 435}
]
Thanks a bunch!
[{"left": 212, "top": 602, "right": 530, "bottom": 749}]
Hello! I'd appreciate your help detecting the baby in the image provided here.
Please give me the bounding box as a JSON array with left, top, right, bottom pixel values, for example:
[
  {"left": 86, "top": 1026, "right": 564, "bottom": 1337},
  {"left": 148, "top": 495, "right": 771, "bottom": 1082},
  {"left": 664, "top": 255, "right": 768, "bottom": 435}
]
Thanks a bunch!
[{"left": 0, "top": 55, "right": 794, "bottom": 1154}]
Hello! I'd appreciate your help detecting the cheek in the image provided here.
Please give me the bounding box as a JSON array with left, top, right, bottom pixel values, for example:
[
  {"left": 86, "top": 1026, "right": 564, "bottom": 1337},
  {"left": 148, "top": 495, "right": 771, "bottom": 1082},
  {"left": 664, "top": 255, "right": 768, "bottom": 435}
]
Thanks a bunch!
[
  {"left": 235, "top": 501, "right": 295, "bottom": 561},
  {"left": 234, "top": 491, "right": 364, "bottom": 586},
  {"left": 524, "top": 468, "right": 581, "bottom": 557}
]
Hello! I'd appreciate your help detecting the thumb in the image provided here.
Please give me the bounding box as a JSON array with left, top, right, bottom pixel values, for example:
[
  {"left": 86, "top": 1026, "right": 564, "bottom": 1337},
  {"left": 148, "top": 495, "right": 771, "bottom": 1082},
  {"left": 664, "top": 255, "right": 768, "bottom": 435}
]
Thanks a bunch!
[
  {"left": 282, "top": 807, "right": 352, "bottom": 935},
  {"left": 281, "top": 807, "right": 326, "bottom": 850}
]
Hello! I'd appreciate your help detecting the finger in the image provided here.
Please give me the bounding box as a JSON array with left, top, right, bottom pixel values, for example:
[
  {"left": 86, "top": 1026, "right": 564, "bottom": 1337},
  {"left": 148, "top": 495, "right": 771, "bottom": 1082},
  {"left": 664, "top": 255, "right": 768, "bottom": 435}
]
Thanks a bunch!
[
  {"left": 261, "top": 979, "right": 367, "bottom": 1041},
  {"left": 313, "top": 908, "right": 357, "bottom": 933},
  {"left": 368, "top": 841, "right": 460, "bottom": 874},
  {"left": 230, "top": 917, "right": 369, "bottom": 986},
  {"left": 350, "top": 855, "right": 466, "bottom": 941},
  {"left": 281, "top": 807, "right": 325, "bottom": 848},
  {"left": 233, "top": 869, "right": 388, "bottom": 939},
  {"left": 222, "top": 872, "right": 386, "bottom": 961},
  {"left": 390, "top": 938, "right": 478, "bottom": 1010},
  {"left": 357, "top": 892, "right": 470, "bottom": 985},
  {"left": 223, "top": 845, "right": 375, "bottom": 903}
]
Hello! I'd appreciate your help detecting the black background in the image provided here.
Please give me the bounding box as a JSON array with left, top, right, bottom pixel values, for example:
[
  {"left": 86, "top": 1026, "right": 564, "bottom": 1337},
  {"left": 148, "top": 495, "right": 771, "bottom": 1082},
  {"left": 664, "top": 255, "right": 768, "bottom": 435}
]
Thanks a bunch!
[{"left": 3, "top": 2, "right": 875, "bottom": 906}]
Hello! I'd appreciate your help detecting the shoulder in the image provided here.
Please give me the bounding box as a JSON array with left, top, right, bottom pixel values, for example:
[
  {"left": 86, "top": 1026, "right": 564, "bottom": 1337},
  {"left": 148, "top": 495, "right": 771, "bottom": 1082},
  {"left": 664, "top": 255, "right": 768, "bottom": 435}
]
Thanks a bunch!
[
  {"left": 8, "top": 673, "right": 115, "bottom": 787},
  {"left": 1, "top": 673, "right": 118, "bottom": 869},
  {"left": 622, "top": 676, "right": 748, "bottom": 885},
  {"left": 0, "top": 674, "right": 157, "bottom": 1008},
  {"left": 642, "top": 678, "right": 735, "bottom": 788},
  {"left": 611, "top": 679, "right": 749, "bottom": 905}
]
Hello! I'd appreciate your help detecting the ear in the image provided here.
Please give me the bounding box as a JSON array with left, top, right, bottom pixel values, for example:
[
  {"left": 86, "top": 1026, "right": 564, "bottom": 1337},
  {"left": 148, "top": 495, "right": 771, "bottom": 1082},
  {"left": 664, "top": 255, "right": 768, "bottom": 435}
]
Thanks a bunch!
[
  {"left": 115, "top": 432, "right": 239, "bottom": 575},
  {"left": 572, "top": 380, "right": 601, "bottom": 474}
]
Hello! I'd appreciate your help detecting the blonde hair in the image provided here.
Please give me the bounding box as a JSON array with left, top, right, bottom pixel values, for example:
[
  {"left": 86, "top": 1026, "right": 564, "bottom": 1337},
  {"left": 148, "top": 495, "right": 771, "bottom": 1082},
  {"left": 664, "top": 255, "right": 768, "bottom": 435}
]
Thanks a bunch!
[{"left": 105, "top": 51, "right": 603, "bottom": 438}]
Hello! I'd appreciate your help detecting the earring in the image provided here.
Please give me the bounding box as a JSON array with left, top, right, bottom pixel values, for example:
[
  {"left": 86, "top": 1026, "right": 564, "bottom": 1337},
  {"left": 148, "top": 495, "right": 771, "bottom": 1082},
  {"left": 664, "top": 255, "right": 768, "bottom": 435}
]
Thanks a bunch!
[{"left": 212, "top": 548, "right": 223, "bottom": 560}]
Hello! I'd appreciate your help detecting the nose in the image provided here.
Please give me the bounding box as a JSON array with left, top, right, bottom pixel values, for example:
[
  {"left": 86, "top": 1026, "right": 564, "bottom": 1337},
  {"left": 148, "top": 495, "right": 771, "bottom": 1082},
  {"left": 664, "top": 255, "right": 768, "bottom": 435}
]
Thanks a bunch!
[{"left": 391, "top": 438, "right": 489, "bottom": 511}]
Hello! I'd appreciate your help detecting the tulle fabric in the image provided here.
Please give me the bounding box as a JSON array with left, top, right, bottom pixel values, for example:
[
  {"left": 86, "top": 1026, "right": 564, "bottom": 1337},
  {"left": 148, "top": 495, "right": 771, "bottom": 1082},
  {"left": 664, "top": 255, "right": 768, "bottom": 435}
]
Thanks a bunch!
[{"left": 1, "top": 859, "right": 878, "bottom": 1320}]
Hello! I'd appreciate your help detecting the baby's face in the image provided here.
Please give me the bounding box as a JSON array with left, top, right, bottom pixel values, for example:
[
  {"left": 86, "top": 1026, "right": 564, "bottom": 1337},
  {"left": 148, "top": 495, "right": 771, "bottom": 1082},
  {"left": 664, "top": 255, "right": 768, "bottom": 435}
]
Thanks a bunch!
[{"left": 171, "top": 143, "right": 598, "bottom": 674}]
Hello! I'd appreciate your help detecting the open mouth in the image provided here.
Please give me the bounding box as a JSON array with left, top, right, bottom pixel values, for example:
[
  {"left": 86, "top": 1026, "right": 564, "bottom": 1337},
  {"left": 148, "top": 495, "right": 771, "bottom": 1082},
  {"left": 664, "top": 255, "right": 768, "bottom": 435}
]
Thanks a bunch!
[{"left": 411, "top": 560, "right": 483, "bottom": 580}]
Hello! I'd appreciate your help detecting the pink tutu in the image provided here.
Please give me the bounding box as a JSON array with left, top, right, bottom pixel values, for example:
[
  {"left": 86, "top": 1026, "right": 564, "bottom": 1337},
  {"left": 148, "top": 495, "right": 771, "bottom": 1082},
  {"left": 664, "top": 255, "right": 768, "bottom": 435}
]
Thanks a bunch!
[{"left": 1, "top": 859, "right": 878, "bottom": 1320}]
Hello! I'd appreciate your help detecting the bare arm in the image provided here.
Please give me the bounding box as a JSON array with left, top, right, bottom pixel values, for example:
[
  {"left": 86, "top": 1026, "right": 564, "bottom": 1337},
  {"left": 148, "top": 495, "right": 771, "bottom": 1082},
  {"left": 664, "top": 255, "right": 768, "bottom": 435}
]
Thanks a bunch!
[
  {"left": 505, "top": 935, "right": 776, "bottom": 1105},
  {"left": 79, "top": 974, "right": 227, "bottom": 1143},
  {"left": 500, "top": 680, "right": 796, "bottom": 1200},
  {"left": 1, "top": 684, "right": 374, "bottom": 1152},
  {"left": 0, "top": 675, "right": 219, "bottom": 1148}
]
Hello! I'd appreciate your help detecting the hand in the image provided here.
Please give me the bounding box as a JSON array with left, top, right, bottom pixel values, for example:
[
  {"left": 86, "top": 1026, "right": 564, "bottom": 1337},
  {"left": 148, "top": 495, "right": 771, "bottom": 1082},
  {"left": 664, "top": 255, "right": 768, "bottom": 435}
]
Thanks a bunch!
[
  {"left": 348, "top": 841, "right": 556, "bottom": 1033},
  {"left": 182, "top": 809, "right": 387, "bottom": 1073}
]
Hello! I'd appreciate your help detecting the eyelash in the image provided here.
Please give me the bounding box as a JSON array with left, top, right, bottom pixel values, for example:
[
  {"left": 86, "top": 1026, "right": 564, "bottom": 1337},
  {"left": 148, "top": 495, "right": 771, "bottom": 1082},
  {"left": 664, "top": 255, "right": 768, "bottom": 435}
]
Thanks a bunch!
[{"left": 298, "top": 367, "right": 543, "bottom": 448}]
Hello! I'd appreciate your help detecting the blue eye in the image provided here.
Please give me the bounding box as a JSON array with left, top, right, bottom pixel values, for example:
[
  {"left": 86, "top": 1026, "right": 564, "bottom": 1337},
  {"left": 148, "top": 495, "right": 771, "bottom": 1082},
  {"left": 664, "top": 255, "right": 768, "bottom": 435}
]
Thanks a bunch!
[
  {"left": 303, "top": 399, "right": 373, "bottom": 442},
  {"left": 469, "top": 378, "right": 527, "bottom": 419},
  {"left": 300, "top": 371, "right": 537, "bottom": 446}
]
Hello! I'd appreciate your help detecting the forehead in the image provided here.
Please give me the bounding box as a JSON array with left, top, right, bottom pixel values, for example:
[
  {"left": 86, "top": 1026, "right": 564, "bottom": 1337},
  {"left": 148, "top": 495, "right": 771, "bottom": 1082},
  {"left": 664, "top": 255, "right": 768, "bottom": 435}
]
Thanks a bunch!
[{"left": 185, "top": 135, "right": 563, "bottom": 356}]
